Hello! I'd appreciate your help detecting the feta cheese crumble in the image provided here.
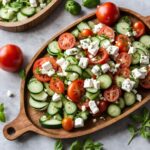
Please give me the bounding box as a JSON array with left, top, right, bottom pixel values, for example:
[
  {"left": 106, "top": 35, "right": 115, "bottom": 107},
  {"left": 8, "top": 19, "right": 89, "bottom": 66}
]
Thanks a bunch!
[
  {"left": 29, "top": 0, "right": 37, "bottom": 7},
  {"left": 101, "top": 63, "right": 110, "bottom": 73},
  {"left": 140, "top": 55, "right": 149, "bottom": 65},
  {"left": 91, "top": 65, "right": 101, "bottom": 75},
  {"left": 78, "top": 57, "right": 89, "bottom": 69},
  {"left": 89, "top": 101, "right": 99, "bottom": 114},
  {"left": 92, "top": 23, "right": 103, "bottom": 34},
  {"left": 88, "top": 41, "right": 99, "bottom": 56},
  {"left": 121, "top": 78, "right": 135, "bottom": 92},
  {"left": 132, "top": 67, "right": 148, "bottom": 79},
  {"left": 106, "top": 45, "right": 119, "bottom": 55},
  {"left": 84, "top": 79, "right": 93, "bottom": 88},
  {"left": 128, "top": 47, "right": 137, "bottom": 54},
  {"left": 80, "top": 38, "right": 91, "bottom": 49},
  {"left": 136, "top": 94, "right": 142, "bottom": 102},
  {"left": 74, "top": 118, "right": 84, "bottom": 128},
  {"left": 52, "top": 93, "right": 61, "bottom": 102}
]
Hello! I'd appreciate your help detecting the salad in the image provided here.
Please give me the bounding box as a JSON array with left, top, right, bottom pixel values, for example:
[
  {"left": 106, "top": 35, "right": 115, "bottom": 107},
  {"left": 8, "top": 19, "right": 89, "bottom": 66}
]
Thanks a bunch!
[
  {"left": 0, "top": 0, "right": 52, "bottom": 22},
  {"left": 27, "top": 4, "right": 150, "bottom": 131}
]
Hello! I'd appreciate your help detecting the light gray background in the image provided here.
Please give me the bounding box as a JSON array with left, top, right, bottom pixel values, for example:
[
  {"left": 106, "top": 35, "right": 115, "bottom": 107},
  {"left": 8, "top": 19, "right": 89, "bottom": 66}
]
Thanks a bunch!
[{"left": 0, "top": 0, "right": 150, "bottom": 149}]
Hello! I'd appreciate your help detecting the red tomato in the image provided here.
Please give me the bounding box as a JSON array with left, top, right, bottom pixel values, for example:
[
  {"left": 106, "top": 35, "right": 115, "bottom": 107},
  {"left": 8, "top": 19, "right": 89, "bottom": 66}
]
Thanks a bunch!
[
  {"left": 115, "top": 34, "right": 130, "bottom": 52},
  {"left": 140, "top": 71, "right": 150, "bottom": 89},
  {"left": 96, "top": 2, "right": 120, "bottom": 26},
  {"left": 116, "top": 67, "right": 130, "bottom": 78},
  {"left": 88, "top": 48, "right": 109, "bottom": 64},
  {"left": 0, "top": 44, "right": 23, "bottom": 72},
  {"left": 58, "top": 33, "right": 76, "bottom": 50},
  {"left": 104, "top": 85, "right": 120, "bottom": 102},
  {"left": 77, "top": 99, "right": 90, "bottom": 110},
  {"left": 133, "top": 21, "right": 145, "bottom": 38},
  {"left": 67, "top": 80, "right": 85, "bottom": 103},
  {"left": 98, "top": 100, "right": 109, "bottom": 113},
  {"left": 50, "top": 77, "right": 65, "bottom": 94},
  {"left": 98, "top": 26, "right": 115, "bottom": 39},
  {"left": 81, "top": 29, "right": 93, "bottom": 37},
  {"left": 62, "top": 117, "right": 74, "bottom": 131},
  {"left": 33, "top": 57, "right": 58, "bottom": 82},
  {"left": 116, "top": 52, "right": 131, "bottom": 68}
]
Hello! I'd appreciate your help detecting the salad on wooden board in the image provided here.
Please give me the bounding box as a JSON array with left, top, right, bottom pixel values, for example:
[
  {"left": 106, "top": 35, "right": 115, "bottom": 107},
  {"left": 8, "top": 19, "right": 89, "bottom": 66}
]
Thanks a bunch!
[
  {"left": 27, "top": 2, "right": 150, "bottom": 131},
  {"left": 0, "top": 0, "right": 52, "bottom": 22}
]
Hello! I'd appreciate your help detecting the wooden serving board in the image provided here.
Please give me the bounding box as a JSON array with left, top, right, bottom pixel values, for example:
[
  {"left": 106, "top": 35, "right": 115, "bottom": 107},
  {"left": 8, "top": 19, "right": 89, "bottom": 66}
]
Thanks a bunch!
[
  {"left": 0, "top": 0, "right": 61, "bottom": 32},
  {"left": 3, "top": 8, "right": 150, "bottom": 140}
]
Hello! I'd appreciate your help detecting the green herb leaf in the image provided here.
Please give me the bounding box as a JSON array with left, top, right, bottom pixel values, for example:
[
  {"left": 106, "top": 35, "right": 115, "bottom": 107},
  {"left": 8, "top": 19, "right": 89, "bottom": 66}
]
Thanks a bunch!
[
  {"left": 144, "top": 120, "right": 150, "bottom": 128},
  {"left": 70, "top": 141, "right": 82, "bottom": 150},
  {"left": 35, "top": 68, "right": 41, "bottom": 74},
  {"left": 140, "top": 127, "right": 150, "bottom": 139},
  {"left": 128, "top": 124, "right": 137, "bottom": 145},
  {"left": 0, "top": 103, "right": 6, "bottom": 122},
  {"left": 0, "top": 103, "right": 4, "bottom": 112},
  {"left": 55, "top": 140, "right": 63, "bottom": 150},
  {"left": 18, "top": 69, "right": 26, "bottom": 79},
  {"left": 142, "top": 108, "right": 150, "bottom": 123},
  {"left": 130, "top": 114, "right": 143, "bottom": 123}
]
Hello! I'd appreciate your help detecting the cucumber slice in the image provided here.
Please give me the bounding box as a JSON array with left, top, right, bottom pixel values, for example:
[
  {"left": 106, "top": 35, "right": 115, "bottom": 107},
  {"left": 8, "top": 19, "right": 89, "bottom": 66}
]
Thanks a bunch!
[
  {"left": 100, "top": 39, "right": 110, "bottom": 48},
  {"left": 133, "top": 41, "right": 146, "bottom": 51},
  {"left": 115, "top": 76, "right": 125, "bottom": 87},
  {"left": 131, "top": 52, "right": 140, "bottom": 65},
  {"left": 66, "top": 65, "right": 82, "bottom": 75},
  {"left": 47, "top": 41, "right": 61, "bottom": 55},
  {"left": 47, "top": 102, "right": 60, "bottom": 115},
  {"left": 107, "top": 104, "right": 121, "bottom": 117},
  {"left": 76, "top": 111, "right": 89, "bottom": 121},
  {"left": 86, "top": 88, "right": 99, "bottom": 93},
  {"left": 98, "top": 74, "right": 112, "bottom": 89},
  {"left": 66, "top": 72, "right": 79, "bottom": 81},
  {"left": 52, "top": 101, "right": 63, "bottom": 109},
  {"left": 40, "top": 119, "right": 62, "bottom": 129},
  {"left": 71, "top": 28, "right": 80, "bottom": 38},
  {"left": 30, "top": 91, "right": 48, "bottom": 101},
  {"left": 0, "top": 8, "right": 15, "bottom": 20},
  {"left": 88, "top": 21, "right": 95, "bottom": 28},
  {"left": 91, "top": 36, "right": 100, "bottom": 45},
  {"left": 28, "top": 80, "right": 43, "bottom": 94},
  {"left": 77, "top": 22, "right": 90, "bottom": 31},
  {"left": 39, "top": 114, "right": 51, "bottom": 122},
  {"left": 85, "top": 91, "right": 99, "bottom": 100},
  {"left": 85, "top": 68, "right": 93, "bottom": 76},
  {"left": 44, "top": 83, "right": 54, "bottom": 96},
  {"left": 29, "top": 97, "right": 48, "bottom": 109},
  {"left": 17, "top": 12, "right": 28, "bottom": 21},
  {"left": 64, "top": 101, "right": 77, "bottom": 115},
  {"left": 21, "top": 7, "right": 36, "bottom": 16},
  {"left": 124, "top": 92, "right": 136, "bottom": 106},
  {"left": 140, "top": 35, "right": 150, "bottom": 48},
  {"left": 82, "top": 71, "right": 91, "bottom": 79},
  {"left": 115, "top": 21, "right": 131, "bottom": 34},
  {"left": 53, "top": 114, "right": 62, "bottom": 121},
  {"left": 118, "top": 98, "right": 125, "bottom": 109},
  {"left": 66, "top": 56, "right": 78, "bottom": 65}
]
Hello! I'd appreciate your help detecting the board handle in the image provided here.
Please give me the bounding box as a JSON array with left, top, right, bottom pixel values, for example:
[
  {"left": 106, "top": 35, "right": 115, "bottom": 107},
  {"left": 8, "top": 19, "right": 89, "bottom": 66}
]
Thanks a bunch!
[
  {"left": 3, "top": 111, "right": 35, "bottom": 140},
  {"left": 143, "top": 16, "right": 150, "bottom": 28}
]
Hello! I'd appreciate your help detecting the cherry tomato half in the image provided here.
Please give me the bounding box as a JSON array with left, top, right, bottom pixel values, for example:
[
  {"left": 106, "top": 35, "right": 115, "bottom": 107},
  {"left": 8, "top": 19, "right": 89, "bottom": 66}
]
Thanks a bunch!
[
  {"left": 81, "top": 29, "right": 93, "bottom": 38},
  {"left": 67, "top": 79, "right": 85, "bottom": 103},
  {"left": 77, "top": 99, "right": 90, "bottom": 110},
  {"left": 58, "top": 33, "right": 76, "bottom": 50},
  {"left": 62, "top": 117, "right": 74, "bottom": 131},
  {"left": 96, "top": 2, "right": 120, "bottom": 26},
  {"left": 116, "top": 67, "right": 130, "bottom": 78},
  {"left": 0, "top": 44, "right": 23, "bottom": 72},
  {"left": 133, "top": 21, "right": 145, "bottom": 38},
  {"left": 50, "top": 77, "right": 65, "bottom": 94},
  {"left": 98, "top": 100, "right": 109, "bottom": 113},
  {"left": 140, "top": 71, "right": 150, "bottom": 89}
]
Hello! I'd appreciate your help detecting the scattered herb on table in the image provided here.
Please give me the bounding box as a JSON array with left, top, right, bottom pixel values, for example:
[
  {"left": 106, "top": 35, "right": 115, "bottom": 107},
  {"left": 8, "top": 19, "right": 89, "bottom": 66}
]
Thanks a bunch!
[
  {"left": 128, "top": 107, "right": 150, "bottom": 145},
  {"left": 18, "top": 69, "right": 26, "bottom": 79},
  {"left": 0, "top": 103, "right": 6, "bottom": 122}
]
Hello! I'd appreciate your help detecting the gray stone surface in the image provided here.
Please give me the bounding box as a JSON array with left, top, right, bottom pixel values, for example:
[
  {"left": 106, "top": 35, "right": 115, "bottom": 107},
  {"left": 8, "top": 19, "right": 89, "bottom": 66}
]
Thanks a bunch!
[{"left": 0, "top": 0, "right": 150, "bottom": 149}]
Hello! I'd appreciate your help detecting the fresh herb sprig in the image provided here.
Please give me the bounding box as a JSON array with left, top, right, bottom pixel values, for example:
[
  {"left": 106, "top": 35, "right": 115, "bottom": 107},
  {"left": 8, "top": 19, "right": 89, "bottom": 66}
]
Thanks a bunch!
[
  {"left": 0, "top": 103, "right": 6, "bottom": 122},
  {"left": 18, "top": 69, "right": 26, "bottom": 79},
  {"left": 128, "top": 107, "right": 150, "bottom": 145},
  {"left": 55, "top": 138, "right": 103, "bottom": 150}
]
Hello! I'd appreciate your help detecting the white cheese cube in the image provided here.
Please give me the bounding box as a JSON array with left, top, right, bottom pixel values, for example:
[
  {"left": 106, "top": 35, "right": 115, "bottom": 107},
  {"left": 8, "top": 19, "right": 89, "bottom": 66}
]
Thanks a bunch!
[
  {"left": 136, "top": 94, "right": 142, "bottom": 102},
  {"left": 128, "top": 47, "right": 137, "bottom": 54},
  {"left": 106, "top": 45, "right": 119, "bottom": 55},
  {"left": 56, "top": 58, "right": 65, "bottom": 66},
  {"left": 101, "top": 40, "right": 111, "bottom": 49},
  {"left": 65, "top": 48, "right": 79, "bottom": 56},
  {"left": 80, "top": 38, "right": 91, "bottom": 49},
  {"left": 92, "top": 23, "right": 103, "bottom": 34},
  {"left": 132, "top": 68, "right": 143, "bottom": 79},
  {"left": 125, "top": 31, "right": 132, "bottom": 37},
  {"left": 47, "top": 69, "right": 55, "bottom": 77},
  {"left": 115, "top": 63, "right": 120, "bottom": 68},
  {"left": 132, "top": 89, "right": 137, "bottom": 94},
  {"left": 91, "top": 65, "right": 100, "bottom": 75},
  {"left": 74, "top": 118, "right": 84, "bottom": 128},
  {"left": 132, "top": 30, "right": 137, "bottom": 36},
  {"left": 29, "top": 0, "right": 37, "bottom": 7},
  {"left": 92, "top": 79, "right": 100, "bottom": 89},
  {"left": 67, "top": 81, "right": 72, "bottom": 85},
  {"left": 88, "top": 41, "right": 99, "bottom": 56},
  {"left": 140, "top": 55, "right": 149, "bottom": 65},
  {"left": 78, "top": 57, "right": 89, "bottom": 69},
  {"left": 42, "top": 61, "right": 52, "bottom": 71},
  {"left": 121, "top": 78, "right": 135, "bottom": 92},
  {"left": 89, "top": 101, "right": 99, "bottom": 114},
  {"left": 101, "top": 63, "right": 110, "bottom": 73},
  {"left": 81, "top": 105, "right": 86, "bottom": 111},
  {"left": 84, "top": 79, "right": 93, "bottom": 88},
  {"left": 6, "top": 90, "right": 14, "bottom": 97},
  {"left": 61, "top": 61, "right": 69, "bottom": 71},
  {"left": 139, "top": 67, "right": 148, "bottom": 79},
  {"left": 40, "top": 3, "right": 46, "bottom": 9},
  {"left": 52, "top": 93, "right": 61, "bottom": 102}
]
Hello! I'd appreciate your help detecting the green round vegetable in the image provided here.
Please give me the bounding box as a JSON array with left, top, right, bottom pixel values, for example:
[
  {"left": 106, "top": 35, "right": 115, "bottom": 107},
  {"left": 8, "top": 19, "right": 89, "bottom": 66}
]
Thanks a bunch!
[
  {"left": 65, "top": 0, "right": 81, "bottom": 16},
  {"left": 82, "top": 0, "right": 100, "bottom": 8}
]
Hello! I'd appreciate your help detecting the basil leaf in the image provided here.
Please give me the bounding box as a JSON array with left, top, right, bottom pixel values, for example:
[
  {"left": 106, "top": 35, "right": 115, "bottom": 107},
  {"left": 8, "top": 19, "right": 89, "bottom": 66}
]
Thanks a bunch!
[
  {"left": 142, "top": 108, "right": 150, "bottom": 123},
  {"left": 55, "top": 140, "right": 63, "bottom": 150},
  {"left": 70, "top": 141, "right": 82, "bottom": 150},
  {"left": 18, "top": 69, "right": 26, "bottom": 79},
  {"left": 0, "top": 111, "right": 6, "bottom": 122}
]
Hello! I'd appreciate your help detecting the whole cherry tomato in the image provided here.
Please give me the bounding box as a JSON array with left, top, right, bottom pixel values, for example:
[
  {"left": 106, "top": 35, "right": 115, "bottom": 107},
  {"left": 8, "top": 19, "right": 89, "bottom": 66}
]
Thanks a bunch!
[
  {"left": 133, "top": 21, "right": 145, "bottom": 38},
  {"left": 62, "top": 117, "right": 74, "bottom": 131}
]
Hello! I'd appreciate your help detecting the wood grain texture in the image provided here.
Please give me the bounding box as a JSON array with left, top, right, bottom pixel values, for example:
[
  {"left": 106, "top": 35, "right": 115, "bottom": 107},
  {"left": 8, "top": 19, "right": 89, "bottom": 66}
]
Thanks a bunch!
[
  {"left": 0, "top": 0, "right": 61, "bottom": 32},
  {"left": 3, "top": 8, "right": 150, "bottom": 140}
]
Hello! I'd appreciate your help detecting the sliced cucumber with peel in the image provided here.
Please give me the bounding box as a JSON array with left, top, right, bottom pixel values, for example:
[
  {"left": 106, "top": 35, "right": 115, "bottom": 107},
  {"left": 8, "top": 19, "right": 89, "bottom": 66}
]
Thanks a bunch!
[
  {"left": 47, "top": 102, "right": 60, "bottom": 115},
  {"left": 66, "top": 65, "right": 82, "bottom": 75},
  {"left": 77, "top": 22, "right": 90, "bottom": 31},
  {"left": 30, "top": 91, "right": 48, "bottom": 101},
  {"left": 86, "top": 88, "right": 99, "bottom": 94},
  {"left": 17, "top": 12, "right": 28, "bottom": 21},
  {"left": 64, "top": 101, "right": 77, "bottom": 115},
  {"left": 66, "top": 72, "right": 79, "bottom": 81},
  {"left": 124, "top": 92, "right": 136, "bottom": 106},
  {"left": 107, "top": 104, "right": 121, "bottom": 117},
  {"left": 44, "top": 82, "right": 54, "bottom": 96},
  {"left": 47, "top": 41, "right": 61, "bottom": 55},
  {"left": 71, "top": 28, "right": 80, "bottom": 38},
  {"left": 115, "top": 76, "right": 125, "bottom": 87},
  {"left": 140, "top": 35, "right": 150, "bottom": 48},
  {"left": 85, "top": 91, "right": 99, "bottom": 100},
  {"left": 21, "top": 7, "right": 36, "bottom": 17}
]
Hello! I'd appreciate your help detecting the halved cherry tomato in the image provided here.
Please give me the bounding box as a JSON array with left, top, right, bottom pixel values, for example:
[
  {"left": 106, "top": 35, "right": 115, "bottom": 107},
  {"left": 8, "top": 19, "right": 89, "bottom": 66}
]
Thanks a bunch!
[
  {"left": 133, "top": 21, "right": 145, "bottom": 38},
  {"left": 115, "top": 34, "right": 130, "bottom": 52},
  {"left": 33, "top": 57, "right": 58, "bottom": 82},
  {"left": 50, "top": 77, "right": 65, "bottom": 94},
  {"left": 116, "top": 67, "right": 130, "bottom": 78},
  {"left": 98, "top": 26, "right": 115, "bottom": 39},
  {"left": 77, "top": 99, "right": 90, "bottom": 110},
  {"left": 81, "top": 29, "right": 93, "bottom": 37},
  {"left": 104, "top": 85, "right": 120, "bottom": 102},
  {"left": 67, "top": 79, "right": 85, "bottom": 103},
  {"left": 58, "top": 33, "right": 76, "bottom": 50},
  {"left": 88, "top": 48, "right": 109, "bottom": 64},
  {"left": 98, "top": 100, "right": 109, "bottom": 113},
  {"left": 62, "top": 117, "right": 74, "bottom": 131},
  {"left": 116, "top": 52, "right": 131, "bottom": 68},
  {"left": 140, "top": 71, "right": 150, "bottom": 89}
]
